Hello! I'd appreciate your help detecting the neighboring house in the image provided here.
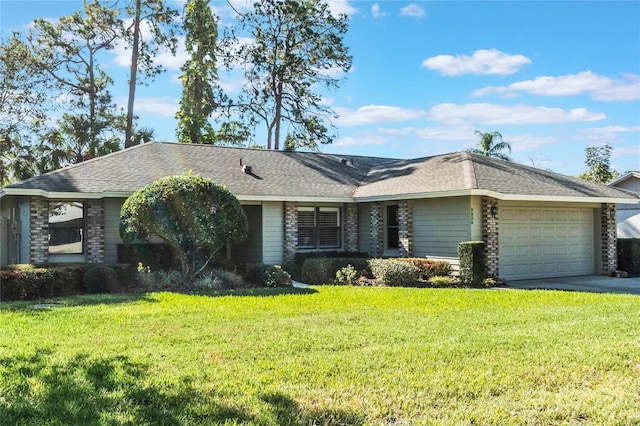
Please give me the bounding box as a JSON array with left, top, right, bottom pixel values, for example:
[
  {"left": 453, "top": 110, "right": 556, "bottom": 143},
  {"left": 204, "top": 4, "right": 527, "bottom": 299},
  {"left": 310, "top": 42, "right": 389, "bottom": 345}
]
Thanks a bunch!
[
  {"left": 1, "top": 142, "right": 638, "bottom": 281},
  {"left": 609, "top": 171, "right": 640, "bottom": 238}
]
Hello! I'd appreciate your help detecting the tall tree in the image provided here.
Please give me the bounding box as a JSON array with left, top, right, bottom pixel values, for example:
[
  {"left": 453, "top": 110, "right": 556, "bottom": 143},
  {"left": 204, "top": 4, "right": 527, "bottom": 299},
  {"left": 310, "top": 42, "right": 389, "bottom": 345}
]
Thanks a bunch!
[
  {"left": 223, "top": 0, "right": 352, "bottom": 150},
  {"left": 468, "top": 130, "right": 512, "bottom": 161},
  {"left": 27, "top": 1, "right": 126, "bottom": 164},
  {"left": 175, "top": 0, "right": 221, "bottom": 144},
  {"left": 121, "top": 0, "right": 179, "bottom": 148},
  {"left": 578, "top": 143, "right": 619, "bottom": 184},
  {"left": 0, "top": 34, "right": 54, "bottom": 183}
]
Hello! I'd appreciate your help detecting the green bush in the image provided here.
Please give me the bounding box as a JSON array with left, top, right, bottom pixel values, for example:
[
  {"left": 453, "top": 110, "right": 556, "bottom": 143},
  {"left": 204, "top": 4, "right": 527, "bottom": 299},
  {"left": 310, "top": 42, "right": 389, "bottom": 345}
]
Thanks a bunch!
[
  {"left": 428, "top": 276, "right": 461, "bottom": 288},
  {"left": 335, "top": 264, "right": 358, "bottom": 285},
  {"left": 0, "top": 264, "right": 90, "bottom": 301},
  {"left": 396, "top": 258, "right": 452, "bottom": 279},
  {"left": 83, "top": 264, "right": 119, "bottom": 294},
  {"left": 301, "top": 257, "right": 370, "bottom": 285},
  {"left": 368, "top": 259, "right": 420, "bottom": 287},
  {"left": 618, "top": 238, "right": 640, "bottom": 277},
  {"left": 458, "top": 241, "right": 486, "bottom": 285},
  {"left": 120, "top": 174, "right": 248, "bottom": 280},
  {"left": 117, "top": 243, "right": 178, "bottom": 271},
  {"left": 294, "top": 251, "right": 369, "bottom": 266},
  {"left": 240, "top": 264, "right": 292, "bottom": 288}
]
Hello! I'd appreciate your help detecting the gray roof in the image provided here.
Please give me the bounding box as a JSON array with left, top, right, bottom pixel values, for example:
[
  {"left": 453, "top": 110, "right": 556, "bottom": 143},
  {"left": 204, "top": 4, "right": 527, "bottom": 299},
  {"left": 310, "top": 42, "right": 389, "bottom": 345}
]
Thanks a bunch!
[{"left": 3, "top": 142, "right": 638, "bottom": 202}]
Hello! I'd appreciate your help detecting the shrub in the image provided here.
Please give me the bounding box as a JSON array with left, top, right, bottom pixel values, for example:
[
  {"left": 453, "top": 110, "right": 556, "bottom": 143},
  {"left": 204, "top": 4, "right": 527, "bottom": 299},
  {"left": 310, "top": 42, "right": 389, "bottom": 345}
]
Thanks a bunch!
[
  {"left": 458, "top": 241, "right": 485, "bottom": 285},
  {"left": 193, "top": 269, "right": 245, "bottom": 290},
  {"left": 335, "top": 264, "right": 358, "bottom": 285},
  {"left": 293, "top": 251, "right": 369, "bottom": 266},
  {"left": 240, "top": 264, "right": 292, "bottom": 288},
  {"left": 398, "top": 258, "right": 452, "bottom": 279},
  {"left": 368, "top": 259, "right": 420, "bottom": 287},
  {"left": 120, "top": 174, "right": 248, "bottom": 280},
  {"left": 83, "top": 264, "right": 119, "bottom": 294},
  {"left": 428, "top": 276, "right": 461, "bottom": 288},
  {"left": 0, "top": 264, "right": 98, "bottom": 301},
  {"left": 301, "top": 257, "right": 370, "bottom": 285},
  {"left": 618, "top": 238, "right": 640, "bottom": 277},
  {"left": 117, "top": 243, "right": 177, "bottom": 271}
]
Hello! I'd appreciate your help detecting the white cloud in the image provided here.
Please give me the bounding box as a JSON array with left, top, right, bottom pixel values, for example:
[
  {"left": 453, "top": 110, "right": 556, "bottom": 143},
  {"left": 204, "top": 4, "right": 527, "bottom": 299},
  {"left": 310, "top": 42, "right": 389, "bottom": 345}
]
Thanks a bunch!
[
  {"left": 371, "top": 3, "right": 386, "bottom": 18},
  {"left": 474, "top": 71, "right": 640, "bottom": 101},
  {"left": 400, "top": 4, "right": 426, "bottom": 18},
  {"left": 422, "top": 49, "right": 531, "bottom": 76},
  {"left": 577, "top": 125, "right": 640, "bottom": 142},
  {"left": 334, "top": 105, "right": 426, "bottom": 126},
  {"left": 612, "top": 145, "right": 640, "bottom": 157},
  {"left": 326, "top": 0, "right": 357, "bottom": 17},
  {"left": 428, "top": 103, "right": 606, "bottom": 125},
  {"left": 506, "top": 134, "right": 559, "bottom": 153},
  {"left": 127, "top": 97, "right": 180, "bottom": 117},
  {"left": 580, "top": 125, "right": 640, "bottom": 134}
]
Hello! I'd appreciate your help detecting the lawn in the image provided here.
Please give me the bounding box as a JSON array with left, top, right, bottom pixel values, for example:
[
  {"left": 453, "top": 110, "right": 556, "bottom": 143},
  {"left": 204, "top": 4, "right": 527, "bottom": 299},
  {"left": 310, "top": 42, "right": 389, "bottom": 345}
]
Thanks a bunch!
[{"left": 0, "top": 286, "right": 639, "bottom": 425}]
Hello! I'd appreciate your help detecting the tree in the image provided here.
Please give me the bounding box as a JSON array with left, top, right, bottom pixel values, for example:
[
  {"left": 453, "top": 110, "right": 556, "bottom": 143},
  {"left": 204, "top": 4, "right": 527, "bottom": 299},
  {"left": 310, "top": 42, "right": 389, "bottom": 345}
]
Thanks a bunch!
[
  {"left": 175, "top": 0, "right": 222, "bottom": 144},
  {"left": 120, "top": 174, "right": 249, "bottom": 280},
  {"left": 0, "top": 34, "right": 54, "bottom": 184},
  {"left": 578, "top": 143, "right": 619, "bottom": 184},
  {"left": 121, "top": 0, "right": 179, "bottom": 148},
  {"left": 468, "top": 131, "right": 512, "bottom": 161},
  {"left": 223, "top": 0, "right": 352, "bottom": 150},
  {"left": 27, "top": 1, "right": 125, "bottom": 164}
]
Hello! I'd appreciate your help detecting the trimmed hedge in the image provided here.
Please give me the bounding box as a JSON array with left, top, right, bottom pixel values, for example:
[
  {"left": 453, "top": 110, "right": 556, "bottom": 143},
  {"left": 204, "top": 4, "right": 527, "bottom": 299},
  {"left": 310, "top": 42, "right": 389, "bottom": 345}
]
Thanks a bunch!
[
  {"left": 0, "top": 263, "right": 136, "bottom": 301},
  {"left": 294, "top": 251, "right": 369, "bottom": 266},
  {"left": 83, "top": 265, "right": 120, "bottom": 294},
  {"left": 301, "top": 257, "right": 370, "bottom": 285},
  {"left": 238, "top": 263, "right": 293, "bottom": 288},
  {"left": 368, "top": 259, "right": 420, "bottom": 287},
  {"left": 618, "top": 238, "right": 640, "bottom": 277},
  {"left": 394, "top": 258, "right": 452, "bottom": 279},
  {"left": 458, "top": 241, "right": 486, "bottom": 285}
]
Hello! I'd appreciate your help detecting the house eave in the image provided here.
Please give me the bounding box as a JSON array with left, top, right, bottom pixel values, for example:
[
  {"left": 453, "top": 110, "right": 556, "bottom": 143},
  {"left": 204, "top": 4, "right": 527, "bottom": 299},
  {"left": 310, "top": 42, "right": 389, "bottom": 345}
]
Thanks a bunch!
[{"left": 353, "top": 189, "right": 640, "bottom": 205}]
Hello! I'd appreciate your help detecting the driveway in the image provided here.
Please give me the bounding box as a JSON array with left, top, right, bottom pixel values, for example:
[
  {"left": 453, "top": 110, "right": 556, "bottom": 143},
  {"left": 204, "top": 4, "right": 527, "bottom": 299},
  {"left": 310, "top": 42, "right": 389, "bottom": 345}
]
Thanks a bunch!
[{"left": 506, "top": 275, "right": 640, "bottom": 295}]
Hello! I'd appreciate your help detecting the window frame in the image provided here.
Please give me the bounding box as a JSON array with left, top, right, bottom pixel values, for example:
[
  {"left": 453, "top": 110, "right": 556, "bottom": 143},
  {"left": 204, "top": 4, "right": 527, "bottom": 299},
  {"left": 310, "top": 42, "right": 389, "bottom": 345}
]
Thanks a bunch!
[
  {"left": 48, "top": 201, "right": 85, "bottom": 255},
  {"left": 386, "top": 204, "right": 400, "bottom": 251},
  {"left": 297, "top": 206, "right": 342, "bottom": 250}
]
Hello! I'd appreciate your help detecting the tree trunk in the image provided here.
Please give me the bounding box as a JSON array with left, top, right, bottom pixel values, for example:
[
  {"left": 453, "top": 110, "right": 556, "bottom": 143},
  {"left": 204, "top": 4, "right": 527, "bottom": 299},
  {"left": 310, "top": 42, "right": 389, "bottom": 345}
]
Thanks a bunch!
[
  {"left": 273, "top": 81, "right": 283, "bottom": 150},
  {"left": 125, "top": 0, "right": 141, "bottom": 148}
]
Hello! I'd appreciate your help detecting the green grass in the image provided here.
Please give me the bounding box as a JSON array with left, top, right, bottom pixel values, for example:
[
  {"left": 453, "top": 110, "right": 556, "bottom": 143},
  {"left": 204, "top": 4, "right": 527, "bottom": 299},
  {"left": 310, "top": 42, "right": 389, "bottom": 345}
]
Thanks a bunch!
[{"left": 1, "top": 286, "right": 639, "bottom": 425}]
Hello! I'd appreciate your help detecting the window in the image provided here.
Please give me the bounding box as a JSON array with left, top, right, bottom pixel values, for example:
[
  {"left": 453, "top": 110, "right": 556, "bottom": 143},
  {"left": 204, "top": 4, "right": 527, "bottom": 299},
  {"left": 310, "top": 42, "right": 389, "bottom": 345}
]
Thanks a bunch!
[
  {"left": 297, "top": 207, "right": 341, "bottom": 249},
  {"left": 386, "top": 204, "right": 399, "bottom": 250},
  {"left": 49, "top": 201, "right": 84, "bottom": 254}
]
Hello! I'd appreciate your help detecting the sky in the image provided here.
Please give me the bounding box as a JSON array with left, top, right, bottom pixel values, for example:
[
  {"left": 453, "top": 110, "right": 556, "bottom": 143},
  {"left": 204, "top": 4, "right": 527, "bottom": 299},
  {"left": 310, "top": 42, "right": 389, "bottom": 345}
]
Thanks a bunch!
[{"left": 1, "top": 0, "right": 639, "bottom": 177}]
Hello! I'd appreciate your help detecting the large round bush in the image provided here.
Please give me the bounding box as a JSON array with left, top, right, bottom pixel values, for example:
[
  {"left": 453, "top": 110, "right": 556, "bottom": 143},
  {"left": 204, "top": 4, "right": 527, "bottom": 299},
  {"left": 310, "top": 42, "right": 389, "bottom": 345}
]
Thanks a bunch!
[{"left": 120, "top": 174, "right": 248, "bottom": 279}]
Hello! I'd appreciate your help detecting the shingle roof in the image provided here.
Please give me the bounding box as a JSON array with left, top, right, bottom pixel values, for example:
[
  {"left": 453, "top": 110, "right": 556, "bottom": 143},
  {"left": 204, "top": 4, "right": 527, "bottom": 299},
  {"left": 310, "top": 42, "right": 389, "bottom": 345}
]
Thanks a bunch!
[{"left": 3, "top": 142, "right": 638, "bottom": 202}]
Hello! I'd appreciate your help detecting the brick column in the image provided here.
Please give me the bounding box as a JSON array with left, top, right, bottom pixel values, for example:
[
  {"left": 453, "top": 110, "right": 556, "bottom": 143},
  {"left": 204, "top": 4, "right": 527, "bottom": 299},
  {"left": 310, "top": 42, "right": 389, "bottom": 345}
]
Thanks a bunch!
[
  {"left": 600, "top": 203, "right": 617, "bottom": 275},
  {"left": 283, "top": 202, "right": 297, "bottom": 263},
  {"left": 29, "top": 197, "right": 49, "bottom": 264},
  {"left": 344, "top": 203, "right": 359, "bottom": 253},
  {"left": 482, "top": 197, "right": 499, "bottom": 278},
  {"left": 86, "top": 199, "right": 105, "bottom": 263},
  {"left": 369, "top": 202, "right": 384, "bottom": 257},
  {"left": 398, "top": 200, "right": 413, "bottom": 257}
]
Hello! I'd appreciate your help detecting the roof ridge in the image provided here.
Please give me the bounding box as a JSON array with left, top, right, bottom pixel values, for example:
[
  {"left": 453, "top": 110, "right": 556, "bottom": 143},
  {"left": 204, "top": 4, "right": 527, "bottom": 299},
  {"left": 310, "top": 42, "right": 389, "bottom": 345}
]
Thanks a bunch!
[{"left": 461, "top": 152, "right": 478, "bottom": 189}]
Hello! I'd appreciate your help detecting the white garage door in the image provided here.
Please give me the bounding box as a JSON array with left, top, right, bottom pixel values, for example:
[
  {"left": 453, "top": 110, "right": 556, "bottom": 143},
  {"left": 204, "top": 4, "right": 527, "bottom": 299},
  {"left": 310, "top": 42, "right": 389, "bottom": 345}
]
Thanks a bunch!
[{"left": 499, "top": 206, "right": 594, "bottom": 280}]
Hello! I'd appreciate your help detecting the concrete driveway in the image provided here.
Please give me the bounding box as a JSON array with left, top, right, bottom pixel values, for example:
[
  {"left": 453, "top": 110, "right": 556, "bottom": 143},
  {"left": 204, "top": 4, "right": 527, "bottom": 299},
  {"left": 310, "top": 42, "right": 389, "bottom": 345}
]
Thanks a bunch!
[{"left": 506, "top": 275, "right": 640, "bottom": 295}]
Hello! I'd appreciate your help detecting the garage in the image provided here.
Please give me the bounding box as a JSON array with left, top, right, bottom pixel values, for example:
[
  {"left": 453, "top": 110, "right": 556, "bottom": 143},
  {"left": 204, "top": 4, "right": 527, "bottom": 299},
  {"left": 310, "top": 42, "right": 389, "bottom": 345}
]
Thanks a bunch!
[{"left": 499, "top": 205, "right": 595, "bottom": 280}]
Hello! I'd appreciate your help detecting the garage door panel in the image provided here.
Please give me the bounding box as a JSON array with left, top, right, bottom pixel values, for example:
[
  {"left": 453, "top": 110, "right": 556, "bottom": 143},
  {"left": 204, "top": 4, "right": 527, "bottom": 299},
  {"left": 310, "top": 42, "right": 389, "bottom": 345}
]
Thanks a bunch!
[{"left": 500, "top": 207, "right": 594, "bottom": 280}]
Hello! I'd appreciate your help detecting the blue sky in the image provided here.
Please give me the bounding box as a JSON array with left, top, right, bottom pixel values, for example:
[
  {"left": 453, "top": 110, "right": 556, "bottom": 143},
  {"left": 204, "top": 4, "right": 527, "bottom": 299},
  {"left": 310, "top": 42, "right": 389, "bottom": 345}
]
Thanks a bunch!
[{"left": 1, "top": 0, "right": 639, "bottom": 176}]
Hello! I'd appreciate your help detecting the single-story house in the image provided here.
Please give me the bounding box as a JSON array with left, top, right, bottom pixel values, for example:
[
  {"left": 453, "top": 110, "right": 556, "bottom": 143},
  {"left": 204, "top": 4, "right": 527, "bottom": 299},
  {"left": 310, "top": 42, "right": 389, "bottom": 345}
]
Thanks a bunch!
[
  {"left": 609, "top": 171, "right": 640, "bottom": 238},
  {"left": 1, "top": 142, "right": 638, "bottom": 281}
]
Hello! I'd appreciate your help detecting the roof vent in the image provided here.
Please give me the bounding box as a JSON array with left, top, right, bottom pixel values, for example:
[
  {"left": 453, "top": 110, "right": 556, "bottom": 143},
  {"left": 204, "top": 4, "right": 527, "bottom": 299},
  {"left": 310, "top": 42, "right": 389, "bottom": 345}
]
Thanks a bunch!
[
  {"left": 240, "top": 158, "right": 252, "bottom": 174},
  {"left": 341, "top": 157, "right": 355, "bottom": 166}
]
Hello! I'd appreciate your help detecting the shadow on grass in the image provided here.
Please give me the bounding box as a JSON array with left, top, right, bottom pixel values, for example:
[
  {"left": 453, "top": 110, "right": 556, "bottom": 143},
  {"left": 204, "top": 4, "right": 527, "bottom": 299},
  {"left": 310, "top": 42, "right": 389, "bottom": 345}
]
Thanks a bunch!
[
  {"left": 0, "top": 293, "right": 158, "bottom": 312},
  {"left": 0, "top": 350, "right": 252, "bottom": 426},
  {"left": 261, "top": 392, "right": 366, "bottom": 426},
  {"left": 0, "top": 351, "right": 364, "bottom": 425},
  {"left": 194, "top": 286, "right": 318, "bottom": 298}
]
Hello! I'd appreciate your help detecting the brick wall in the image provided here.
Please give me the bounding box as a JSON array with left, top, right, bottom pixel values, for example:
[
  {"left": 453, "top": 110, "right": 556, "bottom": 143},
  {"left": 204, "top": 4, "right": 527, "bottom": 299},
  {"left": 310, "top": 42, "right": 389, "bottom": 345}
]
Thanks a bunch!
[
  {"left": 344, "top": 203, "right": 359, "bottom": 252},
  {"left": 369, "top": 202, "right": 384, "bottom": 257},
  {"left": 600, "top": 203, "right": 617, "bottom": 274},
  {"left": 482, "top": 196, "right": 499, "bottom": 278},
  {"left": 86, "top": 199, "right": 105, "bottom": 263},
  {"left": 283, "top": 202, "right": 297, "bottom": 263},
  {"left": 398, "top": 200, "right": 413, "bottom": 257},
  {"left": 29, "top": 197, "right": 49, "bottom": 264}
]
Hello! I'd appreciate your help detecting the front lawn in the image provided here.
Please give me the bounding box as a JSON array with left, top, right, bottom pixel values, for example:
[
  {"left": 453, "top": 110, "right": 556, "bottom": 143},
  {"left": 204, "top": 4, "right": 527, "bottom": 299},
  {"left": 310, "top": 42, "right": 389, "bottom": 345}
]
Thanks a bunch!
[{"left": 1, "top": 286, "right": 639, "bottom": 425}]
